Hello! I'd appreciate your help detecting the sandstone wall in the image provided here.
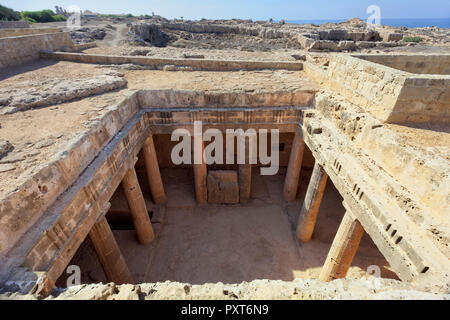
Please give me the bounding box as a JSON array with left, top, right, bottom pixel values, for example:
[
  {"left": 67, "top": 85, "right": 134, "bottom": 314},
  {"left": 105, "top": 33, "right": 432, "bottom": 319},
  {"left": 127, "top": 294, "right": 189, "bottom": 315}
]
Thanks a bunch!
[
  {"left": 0, "top": 28, "right": 61, "bottom": 38},
  {"left": 0, "top": 32, "right": 74, "bottom": 69},
  {"left": 0, "top": 94, "right": 139, "bottom": 257},
  {"left": 355, "top": 54, "right": 450, "bottom": 75},
  {"left": 0, "top": 21, "right": 29, "bottom": 29},
  {"left": 391, "top": 76, "right": 450, "bottom": 123},
  {"left": 138, "top": 89, "right": 314, "bottom": 108},
  {"left": 150, "top": 133, "right": 300, "bottom": 169},
  {"left": 305, "top": 54, "right": 450, "bottom": 124},
  {"left": 314, "top": 92, "right": 450, "bottom": 259},
  {"left": 324, "top": 55, "right": 408, "bottom": 122}
]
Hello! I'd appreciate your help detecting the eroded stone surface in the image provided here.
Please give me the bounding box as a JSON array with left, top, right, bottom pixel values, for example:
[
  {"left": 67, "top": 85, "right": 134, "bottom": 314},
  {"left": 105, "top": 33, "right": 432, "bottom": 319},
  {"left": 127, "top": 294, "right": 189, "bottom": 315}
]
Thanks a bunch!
[
  {"left": 2, "top": 279, "right": 449, "bottom": 300},
  {"left": 0, "top": 72, "right": 127, "bottom": 114}
]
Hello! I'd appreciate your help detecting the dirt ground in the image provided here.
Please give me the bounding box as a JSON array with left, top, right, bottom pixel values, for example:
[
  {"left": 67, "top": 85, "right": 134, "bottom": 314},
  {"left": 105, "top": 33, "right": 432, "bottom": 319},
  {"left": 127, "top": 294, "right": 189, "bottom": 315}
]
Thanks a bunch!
[{"left": 56, "top": 167, "right": 396, "bottom": 287}]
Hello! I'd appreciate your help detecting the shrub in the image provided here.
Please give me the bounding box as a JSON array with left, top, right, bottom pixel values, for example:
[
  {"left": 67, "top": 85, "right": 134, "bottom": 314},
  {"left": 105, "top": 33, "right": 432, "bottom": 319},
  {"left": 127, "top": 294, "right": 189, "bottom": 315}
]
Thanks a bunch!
[
  {"left": 99, "top": 14, "right": 119, "bottom": 19},
  {"left": 280, "top": 19, "right": 285, "bottom": 25},
  {"left": 123, "top": 13, "right": 133, "bottom": 18},
  {"left": 22, "top": 16, "right": 36, "bottom": 23},
  {"left": 403, "top": 36, "right": 423, "bottom": 43},
  {"left": 52, "top": 14, "right": 67, "bottom": 22},
  {"left": 0, "top": 4, "right": 20, "bottom": 21},
  {"left": 20, "top": 10, "right": 67, "bottom": 23}
]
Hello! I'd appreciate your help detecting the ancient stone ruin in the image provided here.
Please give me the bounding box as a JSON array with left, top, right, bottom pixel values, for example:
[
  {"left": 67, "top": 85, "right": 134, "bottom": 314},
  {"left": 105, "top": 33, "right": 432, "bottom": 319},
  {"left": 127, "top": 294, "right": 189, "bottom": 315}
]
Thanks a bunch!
[{"left": 0, "top": 19, "right": 449, "bottom": 300}]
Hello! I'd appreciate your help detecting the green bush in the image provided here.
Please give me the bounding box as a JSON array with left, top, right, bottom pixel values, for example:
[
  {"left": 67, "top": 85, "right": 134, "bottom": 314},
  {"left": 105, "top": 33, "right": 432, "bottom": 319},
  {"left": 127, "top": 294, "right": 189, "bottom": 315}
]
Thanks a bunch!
[
  {"left": 0, "top": 4, "right": 21, "bottom": 21},
  {"left": 22, "top": 16, "right": 36, "bottom": 23},
  {"left": 123, "top": 13, "right": 133, "bottom": 18},
  {"left": 21, "top": 9, "right": 66, "bottom": 23},
  {"left": 403, "top": 36, "right": 423, "bottom": 43},
  {"left": 52, "top": 14, "right": 67, "bottom": 22}
]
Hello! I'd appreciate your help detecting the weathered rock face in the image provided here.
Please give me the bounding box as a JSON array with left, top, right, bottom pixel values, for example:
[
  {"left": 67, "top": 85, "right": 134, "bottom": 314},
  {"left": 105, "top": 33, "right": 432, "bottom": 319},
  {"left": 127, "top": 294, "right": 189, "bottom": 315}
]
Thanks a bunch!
[
  {"left": 0, "top": 71, "right": 127, "bottom": 114},
  {"left": 70, "top": 27, "right": 107, "bottom": 44},
  {"left": 124, "top": 19, "right": 409, "bottom": 52},
  {"left": 2, "top": 279, "right": 449, "bottom": 300},
  {"left": 207, "top": 170, "right": 239, "bottom": 204}
]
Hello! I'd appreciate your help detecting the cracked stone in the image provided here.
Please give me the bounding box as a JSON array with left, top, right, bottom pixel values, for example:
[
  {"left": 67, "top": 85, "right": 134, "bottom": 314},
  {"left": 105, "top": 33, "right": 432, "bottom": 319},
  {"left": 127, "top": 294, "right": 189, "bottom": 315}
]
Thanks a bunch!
[{"left": 0, "top": 164, "right": 15, "bottom": 173}]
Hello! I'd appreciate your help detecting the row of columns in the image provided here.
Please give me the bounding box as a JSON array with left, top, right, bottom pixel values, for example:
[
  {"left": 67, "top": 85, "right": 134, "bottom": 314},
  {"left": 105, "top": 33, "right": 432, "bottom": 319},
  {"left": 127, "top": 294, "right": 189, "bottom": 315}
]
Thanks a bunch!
[
  {"left": 89, "top": 129, "right": 364, "bottom": 284},
  {"left": 284, "top": 131, "right": 365, "bottom": 282},
  {"left": 88, "top": 135, "right": 166, "bottom": 285},
  {"left": 90, "top": 131, "right": 253, "bottom": 285}
]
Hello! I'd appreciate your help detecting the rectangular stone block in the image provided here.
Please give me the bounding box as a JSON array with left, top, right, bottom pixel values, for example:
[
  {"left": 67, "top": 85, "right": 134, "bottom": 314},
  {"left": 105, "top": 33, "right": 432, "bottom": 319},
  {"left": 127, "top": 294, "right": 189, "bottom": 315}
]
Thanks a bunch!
[{"left": 207, "top": 170, "right": 239, "bottom": 204}]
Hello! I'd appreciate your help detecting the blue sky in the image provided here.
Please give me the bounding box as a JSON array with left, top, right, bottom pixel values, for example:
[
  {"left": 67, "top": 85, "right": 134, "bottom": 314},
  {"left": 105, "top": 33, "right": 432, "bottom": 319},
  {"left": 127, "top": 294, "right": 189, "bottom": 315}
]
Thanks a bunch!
[{"left": 2, "top": 0, "right": 449, "bottom": 20}]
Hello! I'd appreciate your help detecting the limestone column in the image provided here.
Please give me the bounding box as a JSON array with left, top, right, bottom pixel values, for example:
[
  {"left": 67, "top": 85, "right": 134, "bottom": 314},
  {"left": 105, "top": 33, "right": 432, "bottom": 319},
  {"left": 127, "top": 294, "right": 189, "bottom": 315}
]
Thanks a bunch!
[
  {"left": 239, "top": 164, "right": 252, "bottom": 203},
  {"left": 89, "top": 216, "right": 134, "bottom": 284},
  {"left": 319, "top": 210, "right": 365, "bottom": 282},
  {"left": 193, "top": 132, "right": 207, "bottom": 204},
  {"left": 142, "top": 134, "right": 166, "bottom": 204},
  {"left": 296, "top": 162, "right": 328, "bottom": 242},
  {"left": 283, "top": 131, "right": 305, "bottom": 202},
  {"left": 122, "top": 168, "right": 155, "bottom": 244},
  {"left": 239, "top": 136, "right": 253, "bottom": 203}
]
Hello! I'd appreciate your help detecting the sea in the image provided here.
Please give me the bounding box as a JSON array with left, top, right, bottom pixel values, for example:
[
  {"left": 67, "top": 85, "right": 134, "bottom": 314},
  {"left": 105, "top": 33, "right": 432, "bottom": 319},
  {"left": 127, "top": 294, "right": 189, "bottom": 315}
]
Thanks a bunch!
[{"left": 287, "top": 18, "right": 450, "bottom": 28}]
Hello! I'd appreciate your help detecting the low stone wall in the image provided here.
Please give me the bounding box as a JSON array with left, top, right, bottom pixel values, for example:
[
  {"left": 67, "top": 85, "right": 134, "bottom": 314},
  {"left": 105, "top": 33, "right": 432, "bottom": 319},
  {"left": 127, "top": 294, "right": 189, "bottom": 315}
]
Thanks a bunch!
[
  {"left": 304, "top": 54, "right": 450, "bottom": 124},
  {"left": 0, "top": 21, "right": 29, "bottom": 29},
  {"left": 71, "top": 42, "right": 97, "bottom": 52},
  {"left": 0, "top": 32, "right": 74, "bottom": 69},
  {"left": 354, "top": 54, "right": 450, "bottom": 75},
  {"left": 138, "top": 89, "right": 315, "bottom": 109},
  {"left": 39, "top": 51, "right": 303, "bottom": 71},
  {"left": 0, "top": 28, "right": 61, "bottom": 38},
  {"left": 314, "top": 92, "right": 450, "bottom": 260}
]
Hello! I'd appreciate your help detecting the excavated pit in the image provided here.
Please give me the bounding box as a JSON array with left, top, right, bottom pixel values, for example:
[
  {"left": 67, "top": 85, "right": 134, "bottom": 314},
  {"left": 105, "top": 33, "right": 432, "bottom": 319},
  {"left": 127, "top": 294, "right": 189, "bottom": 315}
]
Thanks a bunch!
[
  {"left": 0, "top": 29, "right": 448, "bottom": 298},
  {"left": 55, "top": 132, "right": 396, "bottom": 288}
]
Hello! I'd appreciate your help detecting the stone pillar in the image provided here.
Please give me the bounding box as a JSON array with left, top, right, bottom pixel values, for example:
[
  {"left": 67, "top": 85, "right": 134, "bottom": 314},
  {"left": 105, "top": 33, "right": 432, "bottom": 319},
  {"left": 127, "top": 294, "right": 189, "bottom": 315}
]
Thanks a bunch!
[
  {"left": 193, "top": 132, "right": 207, "bottom": 204},
  {"left": 122, "top": 168, "right": 155, "bottom": 244},
  {"left": 89, "top": 216, "right": 134, "bottom": 284},
  {"left": 238, "top": 136, "right": 253, "bottom": 203},
  {"left": 319, "top": 210, "right": 365, "bottom": 282},
  {"left": 142, "top": 134, "right": 166, "bottom": 204},
  {"left": 283, "top": 131, "right": 305, "bottom": 202},
  {"left": 296, "top": 162, "right": 328, "bottom": 242},
  {"left": 239, "top": 164, "right": 252, "bottom": 203}
]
